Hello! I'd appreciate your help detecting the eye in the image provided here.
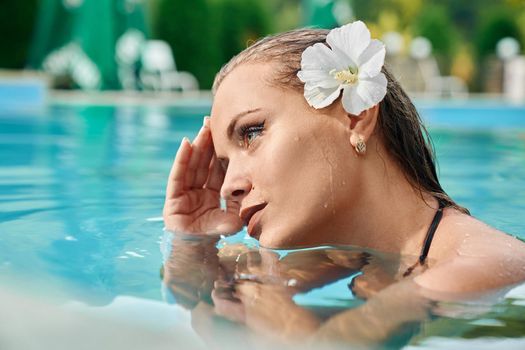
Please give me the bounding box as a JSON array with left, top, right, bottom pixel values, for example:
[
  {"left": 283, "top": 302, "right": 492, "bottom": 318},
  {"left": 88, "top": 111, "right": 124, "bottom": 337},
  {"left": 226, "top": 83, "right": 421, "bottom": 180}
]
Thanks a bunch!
[{"left": 239, "top": 122, "right": 264, "bottom": 147}]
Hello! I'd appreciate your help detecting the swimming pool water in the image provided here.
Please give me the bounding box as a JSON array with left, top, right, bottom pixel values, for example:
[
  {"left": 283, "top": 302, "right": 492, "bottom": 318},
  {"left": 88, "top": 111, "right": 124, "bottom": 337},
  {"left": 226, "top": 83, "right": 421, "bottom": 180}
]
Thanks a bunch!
[{"left": 1, "top": 102, "right": 524, "bottom": 348}]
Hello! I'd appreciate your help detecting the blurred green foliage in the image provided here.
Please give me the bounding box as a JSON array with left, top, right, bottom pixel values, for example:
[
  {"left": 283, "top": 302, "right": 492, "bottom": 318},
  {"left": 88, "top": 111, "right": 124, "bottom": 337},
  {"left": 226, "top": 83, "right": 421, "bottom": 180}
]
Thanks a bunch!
[
  {"left": 153, "top": 0, "right": 219, "bottom": 89},
  {"left": 413, "top": 4, "right": 459, "bottom": 74},
  {"left": 476, "top": 8, "right": 523, "bottom": 58},
  {"left": 1, "top": 0, "right": 525, "bottom": 92},
  {"left": 473, "top": 7, "right": 523, "bottom": 90},
  {"left": 0, "top": 0, "right": 38, "bottom": 68},
  {"left": 211, "top": 0, "right": 271, "bottom": 74},
  {"left": 153, "top": 0, "right": 271, "bottom": 88},
  {"left": 351, "top": 0, "right": 525, "bottom": 90}
]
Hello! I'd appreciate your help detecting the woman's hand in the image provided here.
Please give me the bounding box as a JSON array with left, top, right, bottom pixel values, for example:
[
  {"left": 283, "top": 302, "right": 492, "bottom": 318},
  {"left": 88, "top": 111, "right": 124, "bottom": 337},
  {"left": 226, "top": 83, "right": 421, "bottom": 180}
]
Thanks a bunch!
[
  {"left": 163, "top": 117, "right": 243, "bottom": 236},
  {"left": 163, "top": 238, "right": 220, "bottom": 309}
]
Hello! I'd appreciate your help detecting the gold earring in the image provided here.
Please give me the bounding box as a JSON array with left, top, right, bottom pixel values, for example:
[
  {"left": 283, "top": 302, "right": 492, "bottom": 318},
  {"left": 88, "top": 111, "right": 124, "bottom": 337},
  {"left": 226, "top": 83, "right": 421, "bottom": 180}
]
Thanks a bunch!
[{"left": 355, "top": 138, "right": 366, "bottom": 155}]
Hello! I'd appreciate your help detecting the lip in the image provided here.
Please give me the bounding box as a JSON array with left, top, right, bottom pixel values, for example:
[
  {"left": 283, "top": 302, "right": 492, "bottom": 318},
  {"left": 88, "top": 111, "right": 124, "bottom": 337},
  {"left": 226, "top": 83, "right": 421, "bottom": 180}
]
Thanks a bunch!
[{"left": 240, "top": 203, "right": 267, "bottom": 238}]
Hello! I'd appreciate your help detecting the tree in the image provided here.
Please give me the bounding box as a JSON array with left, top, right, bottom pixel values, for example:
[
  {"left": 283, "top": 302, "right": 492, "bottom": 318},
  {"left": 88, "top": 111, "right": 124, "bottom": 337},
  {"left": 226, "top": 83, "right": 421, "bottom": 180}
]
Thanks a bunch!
[
  {"left": 0, "top": 0, "right": 38, "bottom": 68},
  {"left": 475, "top": 8, "right": 522, "bottom": 59},
  {"left": 213, "top": 0, "right": 271, "bottom": 64},
  {"left": 154, "top": 0, "right": 221, "bottom": 89},
  {"left": 413, "top": 4, "right": 459, "bottom": 74}
]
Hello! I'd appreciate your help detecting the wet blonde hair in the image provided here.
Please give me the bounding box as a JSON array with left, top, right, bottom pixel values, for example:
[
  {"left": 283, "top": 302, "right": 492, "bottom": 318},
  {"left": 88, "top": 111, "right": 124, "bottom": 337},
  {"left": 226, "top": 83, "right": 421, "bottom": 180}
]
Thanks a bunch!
[{"left": 213, "top": 28, "right": 469, "bottom": 214}]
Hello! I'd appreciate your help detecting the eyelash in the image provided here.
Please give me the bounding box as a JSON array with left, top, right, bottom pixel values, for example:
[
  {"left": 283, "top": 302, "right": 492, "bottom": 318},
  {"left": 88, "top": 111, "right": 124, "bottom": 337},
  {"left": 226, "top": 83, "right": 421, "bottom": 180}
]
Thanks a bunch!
[{"left": 238, "top": 121, "right": 265, "bottom": 147}]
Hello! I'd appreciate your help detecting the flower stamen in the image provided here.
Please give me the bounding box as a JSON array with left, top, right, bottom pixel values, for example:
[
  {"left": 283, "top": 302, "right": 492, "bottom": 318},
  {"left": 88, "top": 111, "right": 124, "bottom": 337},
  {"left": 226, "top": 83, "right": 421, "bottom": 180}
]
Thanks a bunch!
[{"left": 330, "top": 67, "right": 359, "bottom": 85}]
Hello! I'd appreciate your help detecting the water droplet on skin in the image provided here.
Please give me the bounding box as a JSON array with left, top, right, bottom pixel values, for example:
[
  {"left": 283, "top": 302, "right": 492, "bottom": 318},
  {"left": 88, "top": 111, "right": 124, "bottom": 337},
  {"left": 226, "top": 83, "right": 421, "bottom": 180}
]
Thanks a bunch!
[
  {"left": 328, "top": 165, "right": 335, "bottom": 212},
  {"left": 323, "top": 203, "right": 328, "bottom": 208},
  {"left": 341, "top": 181, "right": 346, "bottom": 186},
  {"left": 294, "top": 136, "right": 299, "bottom": 142}
]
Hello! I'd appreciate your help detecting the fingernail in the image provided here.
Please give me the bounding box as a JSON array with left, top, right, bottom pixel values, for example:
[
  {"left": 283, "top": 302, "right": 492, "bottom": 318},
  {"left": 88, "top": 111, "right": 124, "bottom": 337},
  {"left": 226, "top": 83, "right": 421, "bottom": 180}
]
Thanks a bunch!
[{"left": 203, "top": 116, "right": 210, "bottom": 128}]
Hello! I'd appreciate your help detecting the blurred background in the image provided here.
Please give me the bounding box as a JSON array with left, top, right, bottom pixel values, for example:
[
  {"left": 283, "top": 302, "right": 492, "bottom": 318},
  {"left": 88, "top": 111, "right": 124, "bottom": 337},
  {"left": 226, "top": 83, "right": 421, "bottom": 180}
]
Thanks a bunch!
[
  {"left": 1, "top": 2, "right": 525, "bottom": 345},
  {"left": 1, "top": 0, "right": 525, "bottom": 101}
]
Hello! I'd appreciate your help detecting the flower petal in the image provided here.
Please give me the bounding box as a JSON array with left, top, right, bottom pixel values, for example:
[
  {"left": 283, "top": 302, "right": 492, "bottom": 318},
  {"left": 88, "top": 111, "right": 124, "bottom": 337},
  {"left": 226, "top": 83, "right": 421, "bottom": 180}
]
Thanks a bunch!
[
  {"left": 297, "top": 69, "right": 339, "bottom": 89},
  {"left": 304, "top": 85, "right": 342, "bottom": 109},
  {"left": 356, "top": 73, "right": 388, "bottom": 107},
  {"left": 326, "top": 21, "right": 371, "bottom": 65},
  {"left": 330, "top": 46, "right": 357, "bottom": 71},
  {"left": 341, "top": 85, "right": 367, "bottom": 116},
  {"left": 300, "top": 42, "right": 345, "bottom": 71},
  {"left": 358, "top": 39, "right": 386, "bottom": 78}
]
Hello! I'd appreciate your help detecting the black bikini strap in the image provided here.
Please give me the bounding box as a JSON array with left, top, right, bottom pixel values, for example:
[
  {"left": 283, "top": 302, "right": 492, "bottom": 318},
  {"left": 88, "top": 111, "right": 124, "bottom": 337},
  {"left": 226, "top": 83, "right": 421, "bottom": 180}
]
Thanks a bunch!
[
  {"left": 418, "top": 202, "right": 444, "bottom": 265},
  {"left": 403, "top": 202, "right": 445, "bottom": 277}
]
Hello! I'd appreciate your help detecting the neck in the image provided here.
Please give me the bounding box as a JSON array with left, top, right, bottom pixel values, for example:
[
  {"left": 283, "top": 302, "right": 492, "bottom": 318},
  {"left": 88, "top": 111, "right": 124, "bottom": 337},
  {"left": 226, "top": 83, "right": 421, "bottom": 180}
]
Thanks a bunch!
[{"left": 332, "top": 143, "right": 440, "bottom": 257}]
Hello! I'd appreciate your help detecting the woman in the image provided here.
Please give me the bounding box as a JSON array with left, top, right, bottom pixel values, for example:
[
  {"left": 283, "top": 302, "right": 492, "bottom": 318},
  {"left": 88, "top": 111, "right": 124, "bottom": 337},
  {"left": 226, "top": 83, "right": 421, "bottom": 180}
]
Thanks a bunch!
[{"left": 162, "top": 21, "right": 525, "bottom": 346}]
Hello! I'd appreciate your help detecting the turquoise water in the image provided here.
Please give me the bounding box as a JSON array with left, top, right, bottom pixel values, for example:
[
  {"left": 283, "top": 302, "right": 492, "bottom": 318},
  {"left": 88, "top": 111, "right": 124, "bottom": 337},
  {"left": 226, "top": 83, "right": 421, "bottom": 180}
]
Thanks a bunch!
[{"left": 1, "top": 102, "right": 524, "bottom": 347}]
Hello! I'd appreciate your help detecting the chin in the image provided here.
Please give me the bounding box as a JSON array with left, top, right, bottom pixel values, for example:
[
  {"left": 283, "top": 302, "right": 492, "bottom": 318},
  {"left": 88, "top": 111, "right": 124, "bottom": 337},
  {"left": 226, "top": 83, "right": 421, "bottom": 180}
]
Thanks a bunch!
[
  {"left": 257, "top": 227, "right": 306, "bottom": 249},
  {"left": 257, "top": 230, "right": 285, "bottom": 249}
]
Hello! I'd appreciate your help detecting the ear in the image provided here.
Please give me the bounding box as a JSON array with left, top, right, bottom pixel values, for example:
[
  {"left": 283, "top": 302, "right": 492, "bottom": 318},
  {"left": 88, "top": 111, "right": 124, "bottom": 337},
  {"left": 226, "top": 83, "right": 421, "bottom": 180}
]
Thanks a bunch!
[{"left": 348, "top": 104, "right": 379, "bottom": 149}]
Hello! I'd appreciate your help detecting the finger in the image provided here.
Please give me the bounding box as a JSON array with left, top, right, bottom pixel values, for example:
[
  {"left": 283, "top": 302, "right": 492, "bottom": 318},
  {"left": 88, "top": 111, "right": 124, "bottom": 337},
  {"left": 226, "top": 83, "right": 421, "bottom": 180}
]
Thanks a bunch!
[
  {"left": 226, "top": 199, "right": 240, "bottom": 216},
  {"left": 212, "top": 290, "right": 246, "bottom": 323},
  {"left": 205, "top": 154, "right": 225, "bottom": 192},
  {"left": 193, "top": 125, "right": 214, "bottom": 188},
  {"left": 166, "top": 137, "right": 192, "bottom": 199},
  {"left": 185, "top": 124, "right": 208, "bottom": 188},
  {"left": 234, "top": 281, "right": 260, "bottom": 303}
]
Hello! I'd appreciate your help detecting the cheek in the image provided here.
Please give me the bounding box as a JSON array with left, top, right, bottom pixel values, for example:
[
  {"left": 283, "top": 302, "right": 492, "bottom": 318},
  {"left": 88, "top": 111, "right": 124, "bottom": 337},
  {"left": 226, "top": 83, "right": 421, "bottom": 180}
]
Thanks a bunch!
[
  {"left": 299, "top": 141, "right": 359, "bottom": 214},
  {"left": 261, "top": 130, "right": 349, "bottom": 206},
  {"left": 261, "top": 132, "right": 323, "bottom": 187}
]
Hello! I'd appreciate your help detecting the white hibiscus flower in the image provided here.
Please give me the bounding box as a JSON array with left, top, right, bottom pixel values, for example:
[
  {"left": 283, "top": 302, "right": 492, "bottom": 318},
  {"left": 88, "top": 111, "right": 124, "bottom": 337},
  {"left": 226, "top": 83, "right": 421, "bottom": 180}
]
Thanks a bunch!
[{"left": 297, "top": 21, "right": 387, "bottom": 116}]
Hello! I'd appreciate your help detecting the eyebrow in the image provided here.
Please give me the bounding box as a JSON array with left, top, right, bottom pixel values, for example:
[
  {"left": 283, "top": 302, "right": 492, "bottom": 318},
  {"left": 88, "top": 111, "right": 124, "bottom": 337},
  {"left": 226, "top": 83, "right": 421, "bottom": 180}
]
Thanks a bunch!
[{"left": 226, "top": 108, "right": 262, "bottom": 139}]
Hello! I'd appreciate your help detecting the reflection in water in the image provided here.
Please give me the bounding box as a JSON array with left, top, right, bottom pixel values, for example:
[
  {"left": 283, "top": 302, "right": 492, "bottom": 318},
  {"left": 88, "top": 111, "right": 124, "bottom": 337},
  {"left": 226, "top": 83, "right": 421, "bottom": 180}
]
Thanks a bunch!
[
  {"left": 161, "top": 233, "right": 525, "bottom": 349},
  {"left": 2, "top": 105, "right": 525, "bottom": 347}
]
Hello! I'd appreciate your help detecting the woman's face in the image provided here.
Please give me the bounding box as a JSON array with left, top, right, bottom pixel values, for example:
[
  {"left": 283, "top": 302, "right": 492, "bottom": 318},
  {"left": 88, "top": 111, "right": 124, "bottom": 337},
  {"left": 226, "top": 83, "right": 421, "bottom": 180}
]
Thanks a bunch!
[{"left": 211, "top": 63, "right": 360, "bottom": 248}]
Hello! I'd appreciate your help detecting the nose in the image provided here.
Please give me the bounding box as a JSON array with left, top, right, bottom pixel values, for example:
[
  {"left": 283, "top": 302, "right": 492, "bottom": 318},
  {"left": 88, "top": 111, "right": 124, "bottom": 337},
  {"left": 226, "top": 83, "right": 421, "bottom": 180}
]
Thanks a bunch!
[{"left": 220, "top": 163, "right": 252, "bottom": 201}]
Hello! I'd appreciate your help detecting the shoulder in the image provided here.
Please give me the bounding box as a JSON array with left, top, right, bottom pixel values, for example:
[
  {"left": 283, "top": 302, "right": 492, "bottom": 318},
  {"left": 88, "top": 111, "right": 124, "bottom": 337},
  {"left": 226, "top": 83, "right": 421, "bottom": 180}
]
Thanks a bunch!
[{"left": 414, "top": 208, "right": 525, "bottom": 293}]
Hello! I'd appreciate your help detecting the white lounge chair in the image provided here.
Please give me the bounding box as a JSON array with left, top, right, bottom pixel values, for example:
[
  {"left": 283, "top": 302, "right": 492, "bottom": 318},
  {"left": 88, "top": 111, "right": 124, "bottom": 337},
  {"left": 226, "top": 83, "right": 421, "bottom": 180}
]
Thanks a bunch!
[
  {"left": 410, "top": 37, "right": 468, "bottom": 99},
  {"left": 139, "top": 40, "right": 199, "bottom": 92}
]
